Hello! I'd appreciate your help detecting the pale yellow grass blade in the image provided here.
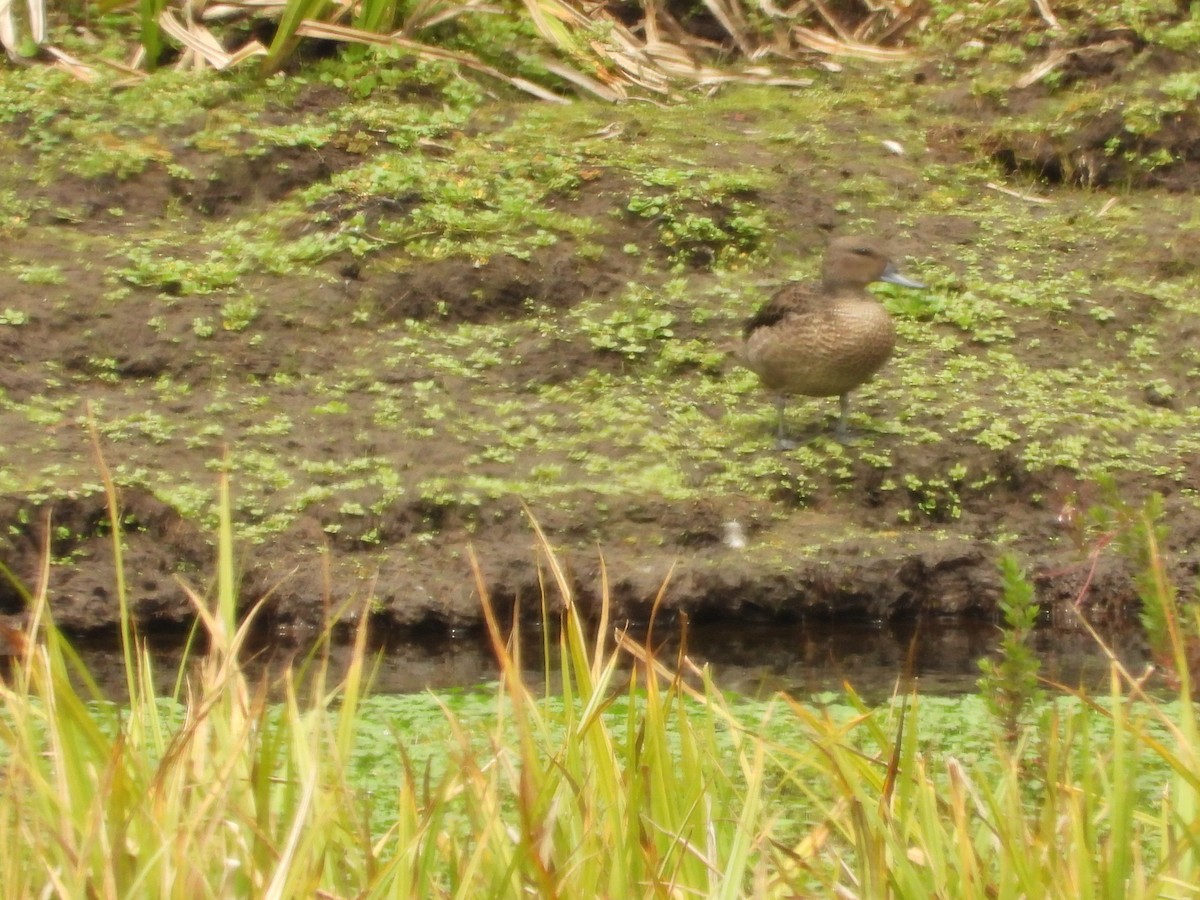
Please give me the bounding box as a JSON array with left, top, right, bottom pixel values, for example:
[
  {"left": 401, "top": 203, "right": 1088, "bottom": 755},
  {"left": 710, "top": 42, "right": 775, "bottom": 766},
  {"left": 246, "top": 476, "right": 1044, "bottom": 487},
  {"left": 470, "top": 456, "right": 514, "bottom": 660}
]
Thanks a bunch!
[
  {"left": 204, "top": 0, "right": 291, "bottom": 18},
  {"left": 697, "top": 0, "right": 756, "bottom": 55},
  {"left": 792, "top": 24, "right": 914, "bottom": 60},
  {"left": 534, "top": 56, "right": 625, "bottom": 101},
  {"left": 159, "top": 7, "right": 268, "bottom": 69},
  {"left": 402, "top": 0, "right": 505, "bottom": 34},
  {"left": 0, "top": 0, "right": 44, "bottom": 55},
  {"left": 158, "top": 8, "right": 234, "bottom": 68},
  {"left": 295, "top": 20, "right": 572, "bottom": 102},
  {"left": 0, "top": 0, "right": 17, "bottom": 59},
  {"left": 44, "top": 45, "right": 101, "bottom": 81},
  {"left": 26, "top": 0, "right": 44, "bottom": 42}
]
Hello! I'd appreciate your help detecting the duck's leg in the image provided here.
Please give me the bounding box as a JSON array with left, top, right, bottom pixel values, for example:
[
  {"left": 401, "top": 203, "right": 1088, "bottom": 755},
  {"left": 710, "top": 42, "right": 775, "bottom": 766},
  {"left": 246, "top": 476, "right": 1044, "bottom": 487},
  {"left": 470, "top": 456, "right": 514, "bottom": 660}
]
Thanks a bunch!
[
  {"left": 775, "top": 397, "right": 797, "bottom": 450},
  {"left": 834, "top": 393, "right": 851, "bottom": 443}
]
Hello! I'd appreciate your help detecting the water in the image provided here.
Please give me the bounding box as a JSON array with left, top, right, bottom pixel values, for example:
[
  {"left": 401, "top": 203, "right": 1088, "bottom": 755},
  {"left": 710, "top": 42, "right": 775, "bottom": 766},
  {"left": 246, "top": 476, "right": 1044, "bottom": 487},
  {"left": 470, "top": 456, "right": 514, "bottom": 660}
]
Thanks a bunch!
[{"left": 52, "top": 617, "right": 1150, "bottom": 702}]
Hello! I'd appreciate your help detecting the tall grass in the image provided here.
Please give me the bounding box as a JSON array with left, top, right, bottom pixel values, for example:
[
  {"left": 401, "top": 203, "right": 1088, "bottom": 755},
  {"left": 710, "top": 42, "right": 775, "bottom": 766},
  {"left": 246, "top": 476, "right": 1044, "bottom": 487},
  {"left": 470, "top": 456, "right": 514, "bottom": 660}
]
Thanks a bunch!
[
  {"left": 0, "top": 471, "right": 378, "bottom": 896},
  {"left": 0, "top": 474, "right": 782, "bottom": 895},
  {"left": 1, "top": 475, "right": 1199, "bottom": 896}
]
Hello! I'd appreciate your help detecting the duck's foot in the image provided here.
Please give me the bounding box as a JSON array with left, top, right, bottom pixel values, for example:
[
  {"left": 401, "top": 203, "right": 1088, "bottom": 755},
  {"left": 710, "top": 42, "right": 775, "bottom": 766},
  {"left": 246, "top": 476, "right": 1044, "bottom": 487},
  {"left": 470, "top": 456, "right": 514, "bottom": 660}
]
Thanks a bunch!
[
  {"left": 775, "top": 425, "right": 827, "bottom": 451},
  {"left": 833, "top": 394, "right": 853, "bottom": 444},
  {"left": 775, "top": 422, "right": 858, "bottom": 450}
]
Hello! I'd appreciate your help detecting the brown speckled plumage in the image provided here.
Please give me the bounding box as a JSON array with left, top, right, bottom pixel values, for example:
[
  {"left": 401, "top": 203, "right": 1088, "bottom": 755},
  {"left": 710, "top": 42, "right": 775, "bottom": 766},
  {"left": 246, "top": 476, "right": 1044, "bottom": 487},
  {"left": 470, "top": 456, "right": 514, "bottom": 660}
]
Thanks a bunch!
[{"left": 741, "top": 235, "right": 925, "bottom": 445}]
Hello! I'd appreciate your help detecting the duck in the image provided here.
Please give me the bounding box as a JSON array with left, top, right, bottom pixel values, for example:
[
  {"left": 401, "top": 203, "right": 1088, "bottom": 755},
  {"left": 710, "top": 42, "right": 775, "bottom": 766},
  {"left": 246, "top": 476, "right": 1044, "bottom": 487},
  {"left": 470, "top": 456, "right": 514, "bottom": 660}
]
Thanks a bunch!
[{"left": 741, "top": 235, "right": 925, "bottom": 447}]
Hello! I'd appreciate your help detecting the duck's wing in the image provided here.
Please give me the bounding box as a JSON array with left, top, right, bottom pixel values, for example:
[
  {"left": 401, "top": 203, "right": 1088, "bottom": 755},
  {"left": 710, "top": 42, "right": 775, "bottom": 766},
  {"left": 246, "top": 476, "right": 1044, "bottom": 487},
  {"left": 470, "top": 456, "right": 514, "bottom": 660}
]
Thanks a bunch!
[{"left": 742, "top": 281, "right": 822, "bottom": 338}]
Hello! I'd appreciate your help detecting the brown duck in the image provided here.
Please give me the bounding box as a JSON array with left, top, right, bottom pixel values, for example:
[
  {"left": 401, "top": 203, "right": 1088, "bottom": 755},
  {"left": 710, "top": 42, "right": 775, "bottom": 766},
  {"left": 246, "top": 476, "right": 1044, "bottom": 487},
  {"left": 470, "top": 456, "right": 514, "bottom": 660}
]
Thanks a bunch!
[{"left": 741, "top": 235, "right": 925, "bottom": 446}]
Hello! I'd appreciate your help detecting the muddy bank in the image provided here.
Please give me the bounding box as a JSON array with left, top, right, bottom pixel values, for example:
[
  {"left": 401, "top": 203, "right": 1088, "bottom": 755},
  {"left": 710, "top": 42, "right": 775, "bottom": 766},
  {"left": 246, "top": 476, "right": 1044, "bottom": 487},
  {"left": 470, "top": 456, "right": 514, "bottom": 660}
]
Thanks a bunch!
[{"left": 0, "top": 481, "right": 1175, "bottom": 634}]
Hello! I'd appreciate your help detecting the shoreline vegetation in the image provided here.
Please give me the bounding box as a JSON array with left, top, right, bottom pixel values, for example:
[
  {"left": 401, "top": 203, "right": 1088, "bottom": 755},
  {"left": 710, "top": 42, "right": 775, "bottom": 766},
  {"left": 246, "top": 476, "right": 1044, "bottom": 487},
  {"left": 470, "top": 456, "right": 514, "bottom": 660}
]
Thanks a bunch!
[{"left": 1, "top": 476, "right": 1198, "bottom": 896}]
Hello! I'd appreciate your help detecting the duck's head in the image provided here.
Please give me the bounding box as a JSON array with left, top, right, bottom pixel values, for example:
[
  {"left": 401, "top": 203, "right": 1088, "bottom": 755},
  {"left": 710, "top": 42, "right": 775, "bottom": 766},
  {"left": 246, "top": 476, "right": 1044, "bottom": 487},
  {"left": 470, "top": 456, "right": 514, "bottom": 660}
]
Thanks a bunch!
[{"left": 822, "top": 235, "right": 926, "bottom": 291}]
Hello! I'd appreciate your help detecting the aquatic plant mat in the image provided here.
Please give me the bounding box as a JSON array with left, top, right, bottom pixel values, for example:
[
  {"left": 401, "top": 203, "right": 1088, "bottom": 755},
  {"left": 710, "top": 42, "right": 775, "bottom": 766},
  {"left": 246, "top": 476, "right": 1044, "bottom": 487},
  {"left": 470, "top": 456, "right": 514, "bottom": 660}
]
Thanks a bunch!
[{"left": 2, "top": 481, "right": 1200, "bottom": 897}]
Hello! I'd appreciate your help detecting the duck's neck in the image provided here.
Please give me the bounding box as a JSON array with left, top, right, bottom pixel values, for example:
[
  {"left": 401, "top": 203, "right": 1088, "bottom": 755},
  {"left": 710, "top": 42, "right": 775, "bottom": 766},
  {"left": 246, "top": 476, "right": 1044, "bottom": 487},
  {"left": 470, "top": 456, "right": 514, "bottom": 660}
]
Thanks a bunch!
[{"left": 821, "top": 276, "right": 870, "bottom": 293}]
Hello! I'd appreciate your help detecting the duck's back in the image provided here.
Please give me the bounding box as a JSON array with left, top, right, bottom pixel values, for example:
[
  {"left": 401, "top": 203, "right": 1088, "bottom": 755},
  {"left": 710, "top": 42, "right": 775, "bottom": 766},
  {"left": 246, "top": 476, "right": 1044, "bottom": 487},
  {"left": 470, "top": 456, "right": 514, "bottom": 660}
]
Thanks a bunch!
[{"left": 743, "top": 284, "right": 896, "bottom": 398}]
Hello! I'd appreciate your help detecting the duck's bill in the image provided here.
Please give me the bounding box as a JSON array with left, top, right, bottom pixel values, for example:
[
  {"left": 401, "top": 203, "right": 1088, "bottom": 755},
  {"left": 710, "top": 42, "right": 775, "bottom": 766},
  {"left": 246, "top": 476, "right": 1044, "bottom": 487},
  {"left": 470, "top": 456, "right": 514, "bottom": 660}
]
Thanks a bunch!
[{"left": 880, "top": 263, "right": 926, "bottom": 289}]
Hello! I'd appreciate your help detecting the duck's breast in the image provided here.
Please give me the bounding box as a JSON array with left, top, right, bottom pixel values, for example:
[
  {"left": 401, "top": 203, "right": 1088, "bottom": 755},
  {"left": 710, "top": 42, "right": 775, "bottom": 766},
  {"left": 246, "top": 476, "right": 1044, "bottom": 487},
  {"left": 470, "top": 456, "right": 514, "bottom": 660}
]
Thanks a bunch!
[{"left": 743, "top": 301, "right": 895, "bottom": 397}]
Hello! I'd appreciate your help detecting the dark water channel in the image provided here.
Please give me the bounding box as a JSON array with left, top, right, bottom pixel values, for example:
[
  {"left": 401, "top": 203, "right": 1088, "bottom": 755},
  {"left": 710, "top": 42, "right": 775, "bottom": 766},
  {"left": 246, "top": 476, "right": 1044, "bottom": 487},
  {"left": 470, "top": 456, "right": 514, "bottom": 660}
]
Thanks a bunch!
[{"left": 58, "top": 617, "right": 1151, "bottom": 703}]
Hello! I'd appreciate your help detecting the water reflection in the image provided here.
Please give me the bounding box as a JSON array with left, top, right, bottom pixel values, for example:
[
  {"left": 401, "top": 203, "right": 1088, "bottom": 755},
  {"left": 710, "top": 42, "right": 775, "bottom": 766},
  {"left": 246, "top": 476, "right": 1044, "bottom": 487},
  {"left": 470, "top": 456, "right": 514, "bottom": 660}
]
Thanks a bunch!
[
  {"left": 52, "top": 618, "right": 1151, "bottom": 703},
  {"left": 676, "top": 620, "right": 1149, "bottom": 699}
]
